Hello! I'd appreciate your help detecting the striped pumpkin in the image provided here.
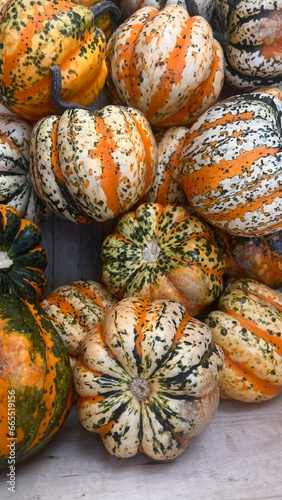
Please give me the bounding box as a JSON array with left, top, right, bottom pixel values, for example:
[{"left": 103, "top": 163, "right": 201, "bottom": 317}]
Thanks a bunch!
[
  {"left": 0, "top": 293, "right": 73, "bottom": 469},
  {"left": 145, "top": 126, "right": 189, "bottom": 206},
  {"left": 29, "top": 105, "right": 157, "bottom": 223},
  {"left": 206, "top": 279, "right": 282, "bottom": 402},
  {"left": 211, "top": 0, "right": 282, "bottom": 90},
  {"left": 0, "top": 113, "right": 50, "bottom": 224},
  {"left": 0, "top": 0, "right": 108, "bottom": 121},
  {"left": 0, "top": 205, "right": 47, "bottom": 302},
  {"left": 100, "top": 202, "right": 225, "bottom": 316},
  {"left": 40, "top": 280, "right": 118, "bottom": 364},
  {"left": 106, "top": 4, "right": 224, "bottom": 129},
  {"left": 73, "top": 297, "right": 224, "bottom": 460},
  {"left": 180, "top": 88, "right": 282, "bottom": 236}
]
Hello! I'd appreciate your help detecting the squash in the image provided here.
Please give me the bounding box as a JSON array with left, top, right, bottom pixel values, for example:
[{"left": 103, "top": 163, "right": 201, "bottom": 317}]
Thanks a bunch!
[
  {"left": 145, "top": 126, "right": 189, "bottom": 206},
  {"left": 0, "top": 205, "right": 47, "bottom": 302},
  {"left": 0, "top": 0, "right": 110, "bottom": 121},
  {"left": 100, "top": 202, "right": 226, "bottom": 316},
  {"left": 180, "top": 88, "right": 282, "bottom": 237},
  {"left": 211, "top": 0, "right": 282, "bottom": 90},
  {"left": 105, "top": 4, "right": 224, "bottom": 129},
  {"left": 206, "top": 278, "right": 282, "bottom": 402},
  {"left": 73, "top": 296, "right": 224, "bottom": 460},
  {"left": 0, "top": 293, "right": 73, "bottom": 469},
  {"left": 211, "top": 226, "right": 282, "bottom": 290},
  {"left": 29, "top": 105, "right": 158, "bottom": 223},
  {"left": 0, "top": 112, "right": 50, "bottom": 224},
  {"left": 39, "top": 279, "right": 118, "bottom": 364},
  {"left": 117, "top": 0, "right": 215, "bottom": 22}
]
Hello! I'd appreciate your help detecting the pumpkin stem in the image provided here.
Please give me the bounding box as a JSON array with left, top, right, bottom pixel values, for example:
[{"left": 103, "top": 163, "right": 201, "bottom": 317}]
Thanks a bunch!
[
  {"left": 142, "top": 239, "right": 161, "bottom": 263},
  {"left": 91, "top": 1, "right": 121, "bottom": 23},
  {"left": 130, "top": 378, "right": 152, "bottom": 401},
  {"left": 184, "top": 0, "right": 199, "bottom": 17},
  {"left": 50, "top": 66, "right": 89, "bottom": 113}
]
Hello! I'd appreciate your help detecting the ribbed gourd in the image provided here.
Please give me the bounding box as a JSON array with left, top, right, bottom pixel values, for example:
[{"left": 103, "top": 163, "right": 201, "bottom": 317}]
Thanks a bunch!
[
  {"left": 100, "top": 202, "right": 226, "bottom": 316},
  {"left": 206, "top": 279, "right": 282, "bottom": 403},
  {"left": 0, "top": 293, "right": 73, "bottom": 469},
  {"left": 180, "top": 88, "right": 282, "bottom": 236},
  {"left": 73, "top": 297, "right": 224, "bottom": 460},
  {"left": 29, "top": 105, "right": 158, "bottom": 223}
]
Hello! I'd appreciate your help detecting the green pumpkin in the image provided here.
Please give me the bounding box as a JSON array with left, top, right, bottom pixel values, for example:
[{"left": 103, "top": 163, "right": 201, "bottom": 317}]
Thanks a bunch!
[{"left": 0, "top": 205, "right": 47, "bottom": 302}]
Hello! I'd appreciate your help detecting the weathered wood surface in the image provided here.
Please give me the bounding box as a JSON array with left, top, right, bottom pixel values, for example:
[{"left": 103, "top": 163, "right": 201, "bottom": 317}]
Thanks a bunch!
[{"left": 1, "top": 395, "right": 282, "bottom": 499}]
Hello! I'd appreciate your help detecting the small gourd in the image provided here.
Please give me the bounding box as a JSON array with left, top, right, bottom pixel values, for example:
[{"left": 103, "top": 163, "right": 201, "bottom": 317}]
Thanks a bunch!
[
  {"left": 100, "top": 202, "right": 226, "bottom": 316},
  {"left": 0, "top": 293, "right": 73, "bottom": 469},
  {"left": 73, "top": 297, "right": 224, "bottom": 460},
  {"left": 206, "top": 279, "right": 282, "bottom": 402}
]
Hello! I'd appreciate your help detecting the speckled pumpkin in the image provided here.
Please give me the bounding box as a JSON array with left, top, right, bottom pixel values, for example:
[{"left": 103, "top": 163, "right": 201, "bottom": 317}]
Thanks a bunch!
[
  {"left": 29, "top": 105, "right": 158, "bottom": 223},
  {"left": 180, "top": 88, "right": 282, "bottom": 236},
  {"left": 0, "top": 205, "right": 47, "bottom": 302},
  {"left": 100, "top": 202, "right": 226, "bottom": 316},
  {"left": 211, "top": 0, "right": 282, "bottom": 90},
  {"left": 0, "top": 113, "right": 50, "bottom": 224},
  {"left": 206, "top": 279, "right": 282, "bottom": 402},
  {"left": 211, "top": 226, "right": 282, "bottom": 290},
  {"left": 0, "top": 0, "right": 108, "bottom": 121},
  {"left": 0, "top": 293, "right": 73, "bottom": 469},
  {"left": 73, "top": 297, "right": 224, "bottom": 460},
  {"left": 145, "top": 126, "right": 189, "bottom": 206},
  {"left": 39, "top": 280, "right": 118, "bottom": 364},
  {"left": 106, "top": 4, "right": 224, "bottom": 129}
]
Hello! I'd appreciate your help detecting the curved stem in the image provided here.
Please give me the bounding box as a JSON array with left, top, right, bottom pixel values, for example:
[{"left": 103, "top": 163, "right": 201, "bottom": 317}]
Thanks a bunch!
[
  {"left": 184, "top": 0, "right": 199, "bottom": 17},
  {"left": 90, "top": 1, "right": 121, "bottom": 22},
  {"left": 50, "top": 66, "right": 89, "bottom": 113}
]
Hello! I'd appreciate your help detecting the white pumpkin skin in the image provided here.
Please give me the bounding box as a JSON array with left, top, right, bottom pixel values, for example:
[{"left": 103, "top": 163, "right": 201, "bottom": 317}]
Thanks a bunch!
[{"left": 73, "top": 297, "right": 224, "bottom": 460}]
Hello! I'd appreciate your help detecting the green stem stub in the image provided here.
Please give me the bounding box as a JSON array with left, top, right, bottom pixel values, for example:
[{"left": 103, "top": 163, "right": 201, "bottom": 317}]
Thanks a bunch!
[{"left": 0, "top": 251, "right": 13, "bottom": 271}]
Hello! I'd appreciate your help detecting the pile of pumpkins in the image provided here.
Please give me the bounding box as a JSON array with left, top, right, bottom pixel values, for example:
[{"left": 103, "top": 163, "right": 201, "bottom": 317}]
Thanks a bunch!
[{"left": 0, "top": 0, "right": 281, "bottom": 467}]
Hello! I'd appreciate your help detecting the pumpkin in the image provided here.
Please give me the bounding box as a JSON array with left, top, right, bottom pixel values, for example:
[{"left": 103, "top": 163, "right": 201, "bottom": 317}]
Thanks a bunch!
[
  {"left": 0, "top": 112, "right": 50, "bottom": 224},
  {"left": 0, "top": 293, "right": 73, "bottom": 469},
  {"left": 100, "top": 202, "right": 226, "bottom": 316},
  {"left": 145, "top": 126, "right": 189, "bottom": 206},
  {"left": 105, "top": 4, "right": 224, "bottom": 129},
  {"left": 0, "top": 205, "right": 47, "bottom": 302},
  {"left": 211, "top": 226, "right": 282, "bottom": 290},
  {"left": 0, "top": 0, "right": 110, "bottom": 121},
  {"left": 180, "top": 88, "right": 282, "bottom": 237},
  {"left": 206, "top": 278, "right": 282, "bottom": 402},
  {"left": 73, "top": 297, "right": 224, "bottom": 460},
  {"left": 39, "top": 279, "right": 118, "bottom": 364},
  {"left": 29, "top": 105, "right": 158, "bottom": 223},
  {"left": 117, "top": 0, "right": 215, "bottom": 22},
  {"left": 211, "top": 0, "right": 282, "bottom": 90}
]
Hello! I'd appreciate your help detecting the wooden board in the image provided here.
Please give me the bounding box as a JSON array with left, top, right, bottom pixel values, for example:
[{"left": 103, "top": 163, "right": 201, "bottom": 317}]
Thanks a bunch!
[{"left": 1, "top": 395, "right": 282, "bottom": 499}]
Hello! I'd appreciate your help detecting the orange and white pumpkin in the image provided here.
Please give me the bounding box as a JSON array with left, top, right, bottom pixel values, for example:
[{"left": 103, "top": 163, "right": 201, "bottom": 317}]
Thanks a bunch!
[
  {"left": 180, "top": 88, "right": 282, "bottom": 236},
  {"left": 106, "top": 4, "right": 224, "bottom": 129}
]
